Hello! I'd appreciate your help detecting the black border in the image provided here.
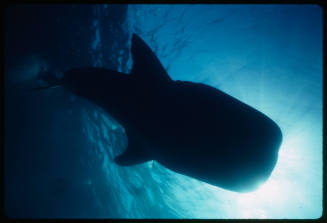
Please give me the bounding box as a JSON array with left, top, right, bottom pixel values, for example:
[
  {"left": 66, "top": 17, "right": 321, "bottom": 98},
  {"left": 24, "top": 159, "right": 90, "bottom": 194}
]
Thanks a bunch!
[{"left": 1, "top": 0, "right": 326, "bottom": 222}]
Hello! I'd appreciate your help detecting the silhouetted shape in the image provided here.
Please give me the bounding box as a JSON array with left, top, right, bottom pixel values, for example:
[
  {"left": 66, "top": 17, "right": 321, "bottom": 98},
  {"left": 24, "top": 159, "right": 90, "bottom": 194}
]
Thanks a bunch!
[{"left": 42, "top": 34, "right": 282, "bottom": 192}]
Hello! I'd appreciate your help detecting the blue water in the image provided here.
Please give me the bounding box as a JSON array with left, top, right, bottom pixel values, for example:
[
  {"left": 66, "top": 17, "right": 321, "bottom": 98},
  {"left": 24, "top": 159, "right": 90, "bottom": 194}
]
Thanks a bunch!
[{"left": 4, "top": 4, "right": 323, "bottom": 219}]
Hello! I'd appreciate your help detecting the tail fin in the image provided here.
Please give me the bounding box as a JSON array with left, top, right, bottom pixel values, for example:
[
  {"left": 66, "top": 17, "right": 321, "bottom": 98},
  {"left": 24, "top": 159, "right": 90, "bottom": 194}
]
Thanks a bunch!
[
  {"left": 31, "top": 84, "right": 62, "bottom": 91},
  {"left": 31, "top": 70, "right": 62, "bottom": 91}
]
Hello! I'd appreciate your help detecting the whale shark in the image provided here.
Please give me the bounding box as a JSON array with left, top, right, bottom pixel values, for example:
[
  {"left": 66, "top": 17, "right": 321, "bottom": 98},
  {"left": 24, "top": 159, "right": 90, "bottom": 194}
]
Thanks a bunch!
[{"left": 40, "top": 33, "right": 282, "bottom": 192}]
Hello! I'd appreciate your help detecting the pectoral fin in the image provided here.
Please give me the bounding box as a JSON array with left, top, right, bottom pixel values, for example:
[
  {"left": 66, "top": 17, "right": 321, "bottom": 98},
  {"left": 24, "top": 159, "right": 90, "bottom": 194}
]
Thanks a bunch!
[{"left": 114, "top": 133, "right": 151, "bottom": 166}]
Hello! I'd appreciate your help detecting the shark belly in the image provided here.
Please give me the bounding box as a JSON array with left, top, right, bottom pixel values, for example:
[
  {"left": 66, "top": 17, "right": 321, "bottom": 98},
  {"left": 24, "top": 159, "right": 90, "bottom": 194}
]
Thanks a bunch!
[
  {"left": 134, "top": 82, "right": 282, "bottom": 192},
  {"left": 149, "top": 113, "right": 281, "bottom": 192}
]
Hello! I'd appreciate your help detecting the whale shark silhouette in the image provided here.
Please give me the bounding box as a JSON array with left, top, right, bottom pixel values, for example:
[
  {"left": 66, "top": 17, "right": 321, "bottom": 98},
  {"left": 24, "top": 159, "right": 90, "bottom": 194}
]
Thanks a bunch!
[{"left": 41, "top": 34, "right": 282, "bottom": 192}]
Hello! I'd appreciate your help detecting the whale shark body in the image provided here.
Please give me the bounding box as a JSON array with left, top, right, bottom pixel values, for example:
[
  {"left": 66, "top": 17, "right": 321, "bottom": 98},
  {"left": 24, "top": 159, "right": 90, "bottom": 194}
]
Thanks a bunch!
[{"left": 45, "top": 34, "right": 282, "bottom": 192}]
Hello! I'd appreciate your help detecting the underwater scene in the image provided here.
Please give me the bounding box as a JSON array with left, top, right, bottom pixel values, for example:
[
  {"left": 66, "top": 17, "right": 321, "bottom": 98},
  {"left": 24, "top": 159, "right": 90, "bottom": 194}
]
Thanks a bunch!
[{"left": 4, "top": 4, "right": 323, "bottom": 219}]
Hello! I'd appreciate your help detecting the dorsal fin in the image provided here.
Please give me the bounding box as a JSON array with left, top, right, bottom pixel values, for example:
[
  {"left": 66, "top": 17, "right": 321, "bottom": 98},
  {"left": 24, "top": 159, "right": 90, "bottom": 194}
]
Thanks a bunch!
[{"left": 130, "top": 33, "right": 172, "bottom": 84}]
